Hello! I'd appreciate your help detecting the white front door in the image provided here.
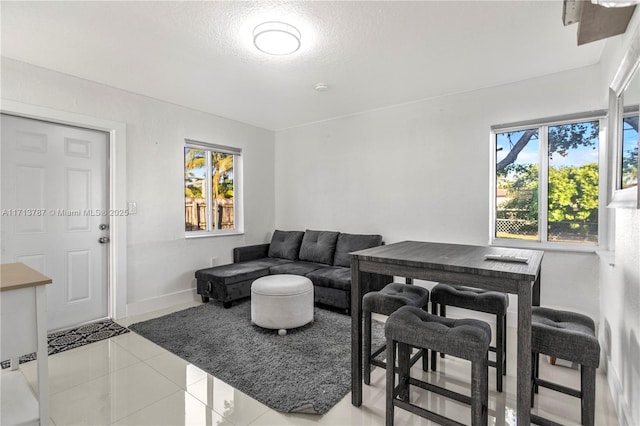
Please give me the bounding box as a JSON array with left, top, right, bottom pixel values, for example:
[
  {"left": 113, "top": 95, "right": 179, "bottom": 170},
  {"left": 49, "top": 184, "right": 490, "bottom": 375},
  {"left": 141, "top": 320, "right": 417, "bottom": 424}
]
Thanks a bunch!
[{"left": 1, "top": 114, "right": 110, "bottom": 331}]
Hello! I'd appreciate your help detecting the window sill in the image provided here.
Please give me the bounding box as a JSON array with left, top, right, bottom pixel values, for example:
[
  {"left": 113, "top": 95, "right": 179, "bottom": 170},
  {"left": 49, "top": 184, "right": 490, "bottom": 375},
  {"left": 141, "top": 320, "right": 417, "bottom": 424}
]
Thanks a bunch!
[
  {"left": 490, "top": 238, "right": 598, "bottom": 253},
  {"left": 607, "top": 187, "right": 638, "bottom": 209},
  {"left": 185, "top": 230, "right": 244, "bottom": 239},
  {"left": 596, "top": 250, "right": 616, "bottom": 266}
]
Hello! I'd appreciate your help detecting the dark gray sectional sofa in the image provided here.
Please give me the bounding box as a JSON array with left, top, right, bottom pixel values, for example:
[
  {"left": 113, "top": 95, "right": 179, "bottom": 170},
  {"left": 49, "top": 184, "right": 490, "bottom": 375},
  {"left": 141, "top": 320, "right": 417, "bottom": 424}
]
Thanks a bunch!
[{"left": 195, "top": 229, "right": 392, "bottom": 314}]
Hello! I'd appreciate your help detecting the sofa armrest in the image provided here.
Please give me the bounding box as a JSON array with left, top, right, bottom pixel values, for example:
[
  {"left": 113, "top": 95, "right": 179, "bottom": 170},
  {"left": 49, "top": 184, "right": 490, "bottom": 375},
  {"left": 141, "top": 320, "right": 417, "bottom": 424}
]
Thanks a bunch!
[{"left": 233, "top": 244, "right": 270, "bottom": 263}]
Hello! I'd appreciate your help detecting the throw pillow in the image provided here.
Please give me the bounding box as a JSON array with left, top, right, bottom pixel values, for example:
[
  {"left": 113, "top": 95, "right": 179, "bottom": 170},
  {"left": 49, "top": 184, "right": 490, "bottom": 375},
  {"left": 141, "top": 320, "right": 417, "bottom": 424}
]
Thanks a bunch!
[
  {"left": 268, "top": 230, "right": 304, "bottom": 260},
  {"left": 333, "top": 233, "right": 383, "bottom": 267},
  {"left": 299, "top": 230, "right": 340, "bottom": 265}
]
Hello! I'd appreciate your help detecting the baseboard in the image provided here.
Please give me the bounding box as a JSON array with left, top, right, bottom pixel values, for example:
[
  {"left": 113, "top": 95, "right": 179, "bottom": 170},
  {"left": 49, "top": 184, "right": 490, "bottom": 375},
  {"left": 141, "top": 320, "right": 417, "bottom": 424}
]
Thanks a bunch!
[
  {"left": 125, "top": 288, "right": 199, "bottom": 318},
  {"left": 605, "top": 354, "right": 635, "bottom": 426}
]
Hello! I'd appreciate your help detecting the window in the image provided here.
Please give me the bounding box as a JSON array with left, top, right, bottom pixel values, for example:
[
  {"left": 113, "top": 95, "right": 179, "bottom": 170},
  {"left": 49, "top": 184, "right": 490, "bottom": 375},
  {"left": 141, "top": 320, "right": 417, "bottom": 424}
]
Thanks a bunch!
[
  {"left": 184, "top": 140, "right": 241, "bottom": 235},
  {"left": 621, "top": 107, "right": 638, "bottom": 190},
  {"left": 492, "top": 115, "right": 604, "bottom": 248},
  {"left": 608, "top": 29, "right": 640, "bottom": 209}
]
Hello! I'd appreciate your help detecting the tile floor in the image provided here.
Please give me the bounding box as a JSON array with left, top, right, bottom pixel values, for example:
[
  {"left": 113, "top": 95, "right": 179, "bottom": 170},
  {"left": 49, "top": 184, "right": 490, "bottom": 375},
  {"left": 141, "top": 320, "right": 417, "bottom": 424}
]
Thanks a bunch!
[{"left": 14, "top": 301, "right": 620, "bottom": 425}]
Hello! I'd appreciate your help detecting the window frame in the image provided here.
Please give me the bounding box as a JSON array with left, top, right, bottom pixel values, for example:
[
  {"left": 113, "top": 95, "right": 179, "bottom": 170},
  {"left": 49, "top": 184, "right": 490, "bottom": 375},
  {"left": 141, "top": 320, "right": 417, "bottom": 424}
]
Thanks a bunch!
[
  {"left": 608, "top": 21, "right": 640, "bottom": 209},
  {"left": 489, "top": 112, "right": 608, "bottom": 252},
  {"left": 184, "top": 139, "right": 243, "bottom": 238}
]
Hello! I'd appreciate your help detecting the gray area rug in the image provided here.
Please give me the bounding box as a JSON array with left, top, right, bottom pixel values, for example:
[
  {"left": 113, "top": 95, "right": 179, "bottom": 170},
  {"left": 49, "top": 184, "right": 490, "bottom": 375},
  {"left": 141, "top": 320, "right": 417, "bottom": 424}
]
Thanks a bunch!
[{"left": 129, "top": 300, "right": 385, "bottom": 415}]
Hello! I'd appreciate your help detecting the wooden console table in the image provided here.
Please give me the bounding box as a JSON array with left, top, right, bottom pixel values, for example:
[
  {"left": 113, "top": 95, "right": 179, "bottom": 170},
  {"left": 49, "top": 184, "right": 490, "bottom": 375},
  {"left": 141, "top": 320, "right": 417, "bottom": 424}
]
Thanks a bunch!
[
  {"left": 350, "top": 241, "right": 543, "bottom": 426},
  {"left": 1, "top": 262, "right": 52, "bottom": 425}
]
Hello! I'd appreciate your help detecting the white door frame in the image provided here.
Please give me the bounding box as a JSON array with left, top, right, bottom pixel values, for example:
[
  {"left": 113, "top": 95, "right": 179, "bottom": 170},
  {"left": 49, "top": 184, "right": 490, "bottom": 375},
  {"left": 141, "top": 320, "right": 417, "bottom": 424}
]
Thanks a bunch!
[{"left": 1, "top": 100, "right": 127, "bottom": 321}]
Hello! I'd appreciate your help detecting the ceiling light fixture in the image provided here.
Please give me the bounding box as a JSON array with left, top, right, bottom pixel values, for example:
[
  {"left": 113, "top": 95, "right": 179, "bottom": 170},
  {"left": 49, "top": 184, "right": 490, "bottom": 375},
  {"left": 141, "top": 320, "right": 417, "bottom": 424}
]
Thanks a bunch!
[{"left": 253, "top": 21, "right": 301, "bottom": 55}]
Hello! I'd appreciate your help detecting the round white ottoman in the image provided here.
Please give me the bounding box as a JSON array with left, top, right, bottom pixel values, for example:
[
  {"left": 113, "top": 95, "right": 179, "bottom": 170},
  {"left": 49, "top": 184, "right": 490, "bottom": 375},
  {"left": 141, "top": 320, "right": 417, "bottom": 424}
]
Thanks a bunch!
[{"left": 251, "top": 274, "right": 314, "bottom": 335}]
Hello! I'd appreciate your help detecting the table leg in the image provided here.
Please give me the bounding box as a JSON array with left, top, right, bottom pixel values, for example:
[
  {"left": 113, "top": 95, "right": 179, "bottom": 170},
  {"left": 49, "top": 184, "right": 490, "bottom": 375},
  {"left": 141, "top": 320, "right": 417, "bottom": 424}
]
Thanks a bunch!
[
  {"left": 35, "top": 285, "right": 49, "bottom": 425},
  {"left": 532, "top": 270, "right": 541, "bottom": 306},
  {"left": 351, "top": 257, "right": 363, "bottom": 406},
  {"left": 516, "top": 280, "right": 532, "bottom": 426}
]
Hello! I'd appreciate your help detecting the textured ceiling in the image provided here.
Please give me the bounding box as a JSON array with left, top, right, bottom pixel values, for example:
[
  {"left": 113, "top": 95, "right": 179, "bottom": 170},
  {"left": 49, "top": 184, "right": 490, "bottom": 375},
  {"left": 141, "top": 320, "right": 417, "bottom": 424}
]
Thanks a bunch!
[{"left": 1, "top": 1, "right": 607, "bottom": 130}]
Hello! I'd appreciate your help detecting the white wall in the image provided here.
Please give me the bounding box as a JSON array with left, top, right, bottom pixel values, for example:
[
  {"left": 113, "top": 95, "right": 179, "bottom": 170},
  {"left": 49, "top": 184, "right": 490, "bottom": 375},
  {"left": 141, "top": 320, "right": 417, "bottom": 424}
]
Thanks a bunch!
[
  {"left": 275, "top": 64, "right": 604, "bottom": 319},
  {"left": 1, "top": 58, "right": 276, "bottom": 314},
  {"left": 598, "top": 209, "right": 640, "bottom": 426},
  {"left": 598, "top": 12, "right": 640, "bottom": 426}
]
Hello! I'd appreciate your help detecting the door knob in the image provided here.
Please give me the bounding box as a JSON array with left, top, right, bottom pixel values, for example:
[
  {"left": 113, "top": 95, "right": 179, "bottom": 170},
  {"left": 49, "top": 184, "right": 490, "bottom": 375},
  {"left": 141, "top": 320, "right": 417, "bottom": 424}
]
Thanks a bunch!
[{"left": 98, "top": 236, "right": 110, "bottom": 244}]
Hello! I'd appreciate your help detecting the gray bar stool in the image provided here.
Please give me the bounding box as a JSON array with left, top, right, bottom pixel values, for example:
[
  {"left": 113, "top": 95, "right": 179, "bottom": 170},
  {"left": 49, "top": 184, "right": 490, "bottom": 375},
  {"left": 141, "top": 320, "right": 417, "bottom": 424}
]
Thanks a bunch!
[
  {"left": 531, "top": 307, "right": 600, "bottom": 426},
  {"left": 385, "top": 306, "right": 491, "bottom": 426},
  {"left": 363, "top": 282, "right": 430, "bottom": 385},
  {"left": 430, "top": 283, "right": 509, "bottom": 392}
]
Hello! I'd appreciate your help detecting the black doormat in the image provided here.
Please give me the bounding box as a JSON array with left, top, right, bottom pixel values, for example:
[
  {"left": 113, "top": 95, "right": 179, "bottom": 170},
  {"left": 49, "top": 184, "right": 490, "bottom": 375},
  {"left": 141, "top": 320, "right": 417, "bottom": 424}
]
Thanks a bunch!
[{"left": 1, "top": 319, "right": 129, "bottom": 369}]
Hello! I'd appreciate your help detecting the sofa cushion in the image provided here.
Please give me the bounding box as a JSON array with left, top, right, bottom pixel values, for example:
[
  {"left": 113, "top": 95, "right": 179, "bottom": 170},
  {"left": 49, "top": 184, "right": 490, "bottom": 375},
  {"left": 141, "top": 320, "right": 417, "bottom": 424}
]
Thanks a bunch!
[
  {"left": 196, "top": 258, "right": 291, "bottom": 285},
  {"left": 333, "top": 233, "right": 383, "bottom": 267},
  {"left": 305, "top": 266, "right": 351, "bottom": 291},
  {"left": 268, "top": 230, "right": 304, "bottom": 260},
  {"left": 269, "top": 261, "right": 327, "bottom": 276},
  {"left": 298, "top": 230, "right": 340, "bottom": 265}
]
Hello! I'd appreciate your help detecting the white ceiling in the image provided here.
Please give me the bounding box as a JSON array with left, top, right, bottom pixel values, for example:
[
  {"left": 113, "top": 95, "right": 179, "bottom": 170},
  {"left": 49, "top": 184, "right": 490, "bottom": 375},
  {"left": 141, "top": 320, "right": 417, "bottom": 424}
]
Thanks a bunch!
[{"left": 1, "top": 1, "right": 607, "bottom": 131}]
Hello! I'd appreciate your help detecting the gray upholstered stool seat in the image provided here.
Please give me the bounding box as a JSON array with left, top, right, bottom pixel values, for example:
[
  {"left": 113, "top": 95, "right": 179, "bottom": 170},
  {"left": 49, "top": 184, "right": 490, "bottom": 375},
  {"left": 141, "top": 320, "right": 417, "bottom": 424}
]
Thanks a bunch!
[
  {"left": 531, "top": 307, "right": 600, "bottom": 426},
  {"left": 385, "top": 306, "right": 491, "bottom": 426},
  {"left": 364, "top": 282, "right": 431, "bottom": 315},
  {"left": 430, "top": 283, "right": 509, "bottom": 392},
  {"left": 362, "top": 282, "right": 430, "bottom": 384}
]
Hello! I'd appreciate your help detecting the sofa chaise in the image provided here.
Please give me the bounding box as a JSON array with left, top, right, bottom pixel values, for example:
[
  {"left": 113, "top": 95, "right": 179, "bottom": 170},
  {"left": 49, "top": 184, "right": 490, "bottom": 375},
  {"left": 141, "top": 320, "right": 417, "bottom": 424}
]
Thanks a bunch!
[{"left": 195, "top": 229, "right": 392, "bottom": 314}]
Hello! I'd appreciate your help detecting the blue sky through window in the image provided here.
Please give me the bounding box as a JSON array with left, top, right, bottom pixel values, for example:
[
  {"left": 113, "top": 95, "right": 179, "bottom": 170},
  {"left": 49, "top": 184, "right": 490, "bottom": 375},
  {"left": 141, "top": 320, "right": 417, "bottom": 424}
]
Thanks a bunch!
[
  {"left": 623, "top": 120, "right": 638, "bottom": 155},
  {"left": 496, "top": 130, "right": 539, "bottom": 171}
]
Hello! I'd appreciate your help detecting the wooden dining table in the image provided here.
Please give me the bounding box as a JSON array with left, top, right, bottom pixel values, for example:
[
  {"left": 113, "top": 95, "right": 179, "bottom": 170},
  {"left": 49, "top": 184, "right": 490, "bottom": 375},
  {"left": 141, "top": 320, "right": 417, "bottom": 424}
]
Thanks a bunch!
[
  {"left": 350, "top": 241, "right": 544, "bottom": 426},
  {"left": 1, "top": 262, "right": 52, "bottom": 425}
]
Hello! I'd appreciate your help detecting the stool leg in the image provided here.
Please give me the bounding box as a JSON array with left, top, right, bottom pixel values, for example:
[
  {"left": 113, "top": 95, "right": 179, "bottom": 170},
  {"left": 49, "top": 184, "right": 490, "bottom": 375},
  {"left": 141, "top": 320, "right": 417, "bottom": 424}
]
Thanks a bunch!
[
  {"left": 471, "top": 357, "right": 488, "bottom": 426},
  {"left": 422, "top": 347, "right": 429, "bottom": 371},
  {"left": 531, "top": 352, "right": 536, "bottom": 408},
  {"left": 430, "top": 303, "right": 438, "bottom": 371},
  {"left": 482, "top": 357, "right": 489, "bottom": 426},
  {"left": 398, "top": 342, "right": 411, "bottom": 402},
  {"left": 496, "top": 313, "right": 504, "bottom": 393},
  {"left": 439, "top": 305, "right": 446, "bottom": 359},
  {"left": 502, "top": 313, "right": 507, "bottom": 375},
  {"left": 581, "top": 365, "right": 596, "bottom": 426},
  {"left": 364, "top": 310, "right": 372, "bottom": 385},
  {"left": 386, "top": 338, "right": 396, "bottom": 426},
  {"left": 533, "top": 353, "right": 540, "bottom": 393}
]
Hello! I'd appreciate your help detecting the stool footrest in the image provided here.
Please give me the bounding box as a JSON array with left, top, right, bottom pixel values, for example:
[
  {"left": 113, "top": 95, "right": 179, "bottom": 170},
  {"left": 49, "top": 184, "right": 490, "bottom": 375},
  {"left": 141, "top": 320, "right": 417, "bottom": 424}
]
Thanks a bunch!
[
  {"left": 409, "top": 349, "right": 426, "bottom": 368},
  {"left": 408, "top": 377, "right": 471, "bottom": 406},
  {"left": 370, "top": 346, "right": 425, "bottom": 370},
  {"left": 369, "top": 352, "right": 422, "bottom": 372},
  {"left": 393, "top": 398, "right": 466, "bottom": 426},
  {"left": 370, "top": 358, "right": 386, "bottom": 369},
  {"left": 533, "top": 378, "right": 582, "bottom": 398},
  {"left": 530, "top": 413, "right": 564, "bottom": 426},
  {"left": 371, "top": 344, "right": 386, "bottom": 359},
  {"left": 369, "top": 345, "right": 426, "bottom": 369}
]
